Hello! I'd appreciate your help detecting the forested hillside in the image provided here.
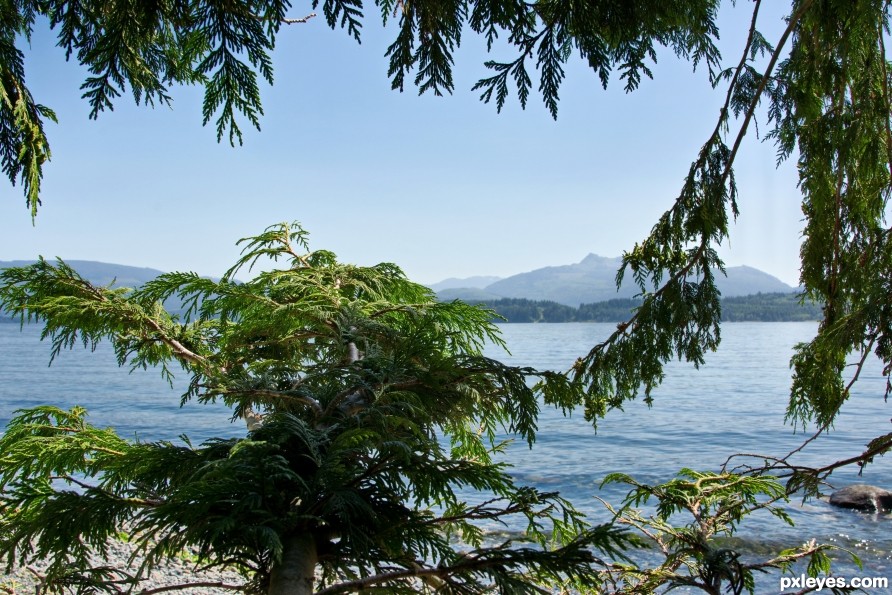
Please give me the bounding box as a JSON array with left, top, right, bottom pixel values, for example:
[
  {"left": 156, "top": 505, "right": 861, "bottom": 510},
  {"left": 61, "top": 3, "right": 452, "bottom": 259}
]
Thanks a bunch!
[{"left": 460, "top": 293, "right": 821, "bottom": 323}]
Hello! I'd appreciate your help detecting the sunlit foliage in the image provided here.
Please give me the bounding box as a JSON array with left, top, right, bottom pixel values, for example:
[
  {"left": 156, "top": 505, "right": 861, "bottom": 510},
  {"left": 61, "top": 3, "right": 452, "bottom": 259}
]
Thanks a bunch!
[{"left": 0, "top": 222, "right": 633, "bottom": 593}]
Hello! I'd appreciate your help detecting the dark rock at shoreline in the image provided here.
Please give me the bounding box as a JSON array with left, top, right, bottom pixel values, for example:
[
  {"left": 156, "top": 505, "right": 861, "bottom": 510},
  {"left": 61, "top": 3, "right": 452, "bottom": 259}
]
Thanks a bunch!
[{"left": 829, "top": 484, "right": 892, "bottom": 513}]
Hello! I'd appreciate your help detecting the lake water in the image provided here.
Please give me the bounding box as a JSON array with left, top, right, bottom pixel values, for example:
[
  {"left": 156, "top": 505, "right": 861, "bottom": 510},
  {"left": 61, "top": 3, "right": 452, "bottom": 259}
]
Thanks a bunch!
[{"left": 2, "top": 321, "right": 891, "bottom": 584}]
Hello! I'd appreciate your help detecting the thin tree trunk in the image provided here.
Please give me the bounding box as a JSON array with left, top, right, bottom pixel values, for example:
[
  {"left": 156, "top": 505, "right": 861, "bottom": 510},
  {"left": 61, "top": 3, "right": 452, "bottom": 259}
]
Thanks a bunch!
[{"left": 268, "top": 533, "right": 318, "bottom": 595}]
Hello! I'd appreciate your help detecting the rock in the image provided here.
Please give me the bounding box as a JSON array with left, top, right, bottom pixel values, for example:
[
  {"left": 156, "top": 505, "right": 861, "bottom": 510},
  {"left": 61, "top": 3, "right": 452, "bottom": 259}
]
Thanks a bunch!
[{"left": 829, "top": 484, "right": 892, "bottom": 513}]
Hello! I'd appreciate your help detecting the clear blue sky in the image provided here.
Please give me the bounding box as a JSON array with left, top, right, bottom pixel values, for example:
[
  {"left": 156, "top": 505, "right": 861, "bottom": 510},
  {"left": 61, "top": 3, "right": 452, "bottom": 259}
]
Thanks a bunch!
[{"left": 1, "top": 2, "right": 803, "bottom": 287}]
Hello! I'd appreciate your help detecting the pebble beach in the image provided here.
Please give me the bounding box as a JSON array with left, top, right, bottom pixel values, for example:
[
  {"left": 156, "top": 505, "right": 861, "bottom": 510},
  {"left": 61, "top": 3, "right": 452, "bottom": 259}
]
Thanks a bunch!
[{"left": 0, "top": 538, "right": 248, "bottom": 594}]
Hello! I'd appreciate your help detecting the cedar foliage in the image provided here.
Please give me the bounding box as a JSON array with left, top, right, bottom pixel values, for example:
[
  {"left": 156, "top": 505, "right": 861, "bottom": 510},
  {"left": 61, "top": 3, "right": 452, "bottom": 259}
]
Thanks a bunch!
[{"left": 0, "top": 222, "right": 634, "bottom": 594}]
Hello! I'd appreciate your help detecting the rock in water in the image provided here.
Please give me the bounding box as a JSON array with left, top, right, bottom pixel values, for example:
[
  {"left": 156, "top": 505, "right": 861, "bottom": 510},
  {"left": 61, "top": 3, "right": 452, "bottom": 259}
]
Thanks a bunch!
[{"left": 829, "top": 485, "right": 892, "bottom": 512}]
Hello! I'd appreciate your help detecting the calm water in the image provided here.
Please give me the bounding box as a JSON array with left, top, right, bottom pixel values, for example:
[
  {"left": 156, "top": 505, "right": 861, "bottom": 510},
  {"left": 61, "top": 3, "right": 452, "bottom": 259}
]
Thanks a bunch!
[{"left": 2, "top": 321, "right": 891, "bottom": 581}]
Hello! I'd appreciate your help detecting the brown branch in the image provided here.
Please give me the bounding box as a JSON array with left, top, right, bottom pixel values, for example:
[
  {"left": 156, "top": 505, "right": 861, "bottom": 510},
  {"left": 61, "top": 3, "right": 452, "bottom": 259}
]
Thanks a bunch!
[
  {"left": 216, "top": 388, "right": 322, "bottom": 416},
  {"left": 278, "top": 225, "right": 309, "bottom": 265},
  {"left": 722, "top": 451, "right": 790, "bottom": 474},
  {"left": 744, "top": 540, "right": 830, "bottom": 573},
  {"left": 321, "top": 369, "right": 490, "bottom": 419},
  {"left": 313, "top": 555, "right": 506, "bottom": 595},
  {"left": 808, "top": 433, "right": 892, "bottom": 477},
  {"left": 368, "top": 304, "right": 433, "bottom": 318},
  {"left": 715, "top": 0, "right": 764, "bottom": 161},
  {"left": 140, "top": 316, "right": 207, "bottom": 366},
  {"left": 50, "top": 475, "right": 162, "bottom": 508},
  {"left": 248, "top": 6, "right": 317, "bottom": 26},
  {"left": 54, "top": 271, "right": 208, "bottom": 368},
  {"left": 416, "top": 495, "right": 551, "bottom": 530},
  {"left": 25, "top": 565, "right": 45, "bottom": 582},
  {"left": 826, "top": 64, "right": 851, "bottom": 318},
  {"left": 338, "top": 453, "right": 407, "bottom": 493},
  {"left": 728, "top": 429, "right": 892, "bottom": 488},
  {"left": 50, "top": 475, "right": 163, "bottom": 507},
  {"left": 243, "top": 388, "right": 322, "bottom": 411},
  {"left": 724, "top": 0, "right": 815, "bottom": 185},
  {"left": 137, "top": 581, "right": 245, "bottom": 595},
  {"left": 282, "top": 13, "right": 316, "bottom": 25},
  {"left": 322, "top": 387, "right": 366, "bottom": 419}
]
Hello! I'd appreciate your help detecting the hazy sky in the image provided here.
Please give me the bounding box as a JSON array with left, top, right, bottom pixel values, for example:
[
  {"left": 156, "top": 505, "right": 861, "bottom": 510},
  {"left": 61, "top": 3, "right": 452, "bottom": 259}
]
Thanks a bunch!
[{"left": 1, "top": 2, "right": 803, "bottom": 287}]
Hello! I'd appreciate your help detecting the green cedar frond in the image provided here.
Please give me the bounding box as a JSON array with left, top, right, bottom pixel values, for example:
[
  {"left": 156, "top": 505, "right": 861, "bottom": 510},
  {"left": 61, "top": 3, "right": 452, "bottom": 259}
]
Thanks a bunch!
[
  {"left": 472, "top": 31, "right": 537, "bottom": 113},
  {"left": 767, "top": 0, "right": 892, "bottom": 431},
  {"left": 225, "top": 220, "right": 311, "bottom": 279},
  {"left": 0, "top": 7, "right": 54, "bottom": 219},
  {"left": 385, "top": 7, "right": 417, "bottom": 93},
  {"left": 0, "top": 258, "right": 208, "bottom": 378},
  {"left": 413, "top": 0, "right": 463, "bottom": 96},
  {"left": 194, "top": 0, "right": 277, "bottom": 145},
  {"left": 316, "top": 0, "right": 364, "bottom": 42},
  {"left": 535, "top": 27, "right": 565, "bottom": 118}
]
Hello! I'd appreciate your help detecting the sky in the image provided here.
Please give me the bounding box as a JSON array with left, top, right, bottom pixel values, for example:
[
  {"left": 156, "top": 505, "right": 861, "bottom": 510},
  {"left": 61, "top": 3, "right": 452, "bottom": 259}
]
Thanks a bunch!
[{"left": 1, "top": 2, "right": 804, "bottom": 287}]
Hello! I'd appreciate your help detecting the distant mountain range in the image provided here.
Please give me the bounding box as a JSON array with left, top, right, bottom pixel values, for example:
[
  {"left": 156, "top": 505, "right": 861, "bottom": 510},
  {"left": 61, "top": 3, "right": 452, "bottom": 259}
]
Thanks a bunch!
[
  {"left": 1, "top": 256, "right": 796, "bottom": 321},
  {"left": 432, "top": 254, "right": 794, "bottom": 307}
]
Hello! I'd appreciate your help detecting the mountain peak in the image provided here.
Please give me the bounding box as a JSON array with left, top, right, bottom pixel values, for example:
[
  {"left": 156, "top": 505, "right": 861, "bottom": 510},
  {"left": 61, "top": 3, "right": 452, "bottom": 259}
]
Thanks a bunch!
[{"left": 578, "top": 254, "right": 621, "bottom": 268}]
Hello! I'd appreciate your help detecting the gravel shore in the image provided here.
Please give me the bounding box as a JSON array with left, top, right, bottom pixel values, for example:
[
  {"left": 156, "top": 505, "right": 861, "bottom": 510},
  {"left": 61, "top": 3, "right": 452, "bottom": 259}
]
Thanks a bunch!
[{"left": 0, "top": 539, "right": 248, "bottom": 594}]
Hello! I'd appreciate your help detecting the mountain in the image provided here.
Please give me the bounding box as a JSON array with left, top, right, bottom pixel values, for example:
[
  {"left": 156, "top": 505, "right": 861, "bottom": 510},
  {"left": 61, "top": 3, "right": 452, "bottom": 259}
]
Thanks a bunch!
[
  {"left": 711, "top": 265, "right": 796, "bottom": 297},
  {"left": 484, "top": 254, "right": 626, "bottom": 306},
  {"left": 428, "top": 276, "right": 502, "bottom": 291},
  {"left": 432, "top": 254, "right": 794, "bottom": 307},
  {"left": 0, "top": 260, "right": 167, "bottom": 288}
]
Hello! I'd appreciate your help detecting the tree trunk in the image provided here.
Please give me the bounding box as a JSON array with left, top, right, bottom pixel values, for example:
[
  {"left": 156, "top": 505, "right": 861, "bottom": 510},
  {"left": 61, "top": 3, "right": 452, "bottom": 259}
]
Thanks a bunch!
[{"left": 268, "top": 532, "right": 318, "bottom": 595}]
